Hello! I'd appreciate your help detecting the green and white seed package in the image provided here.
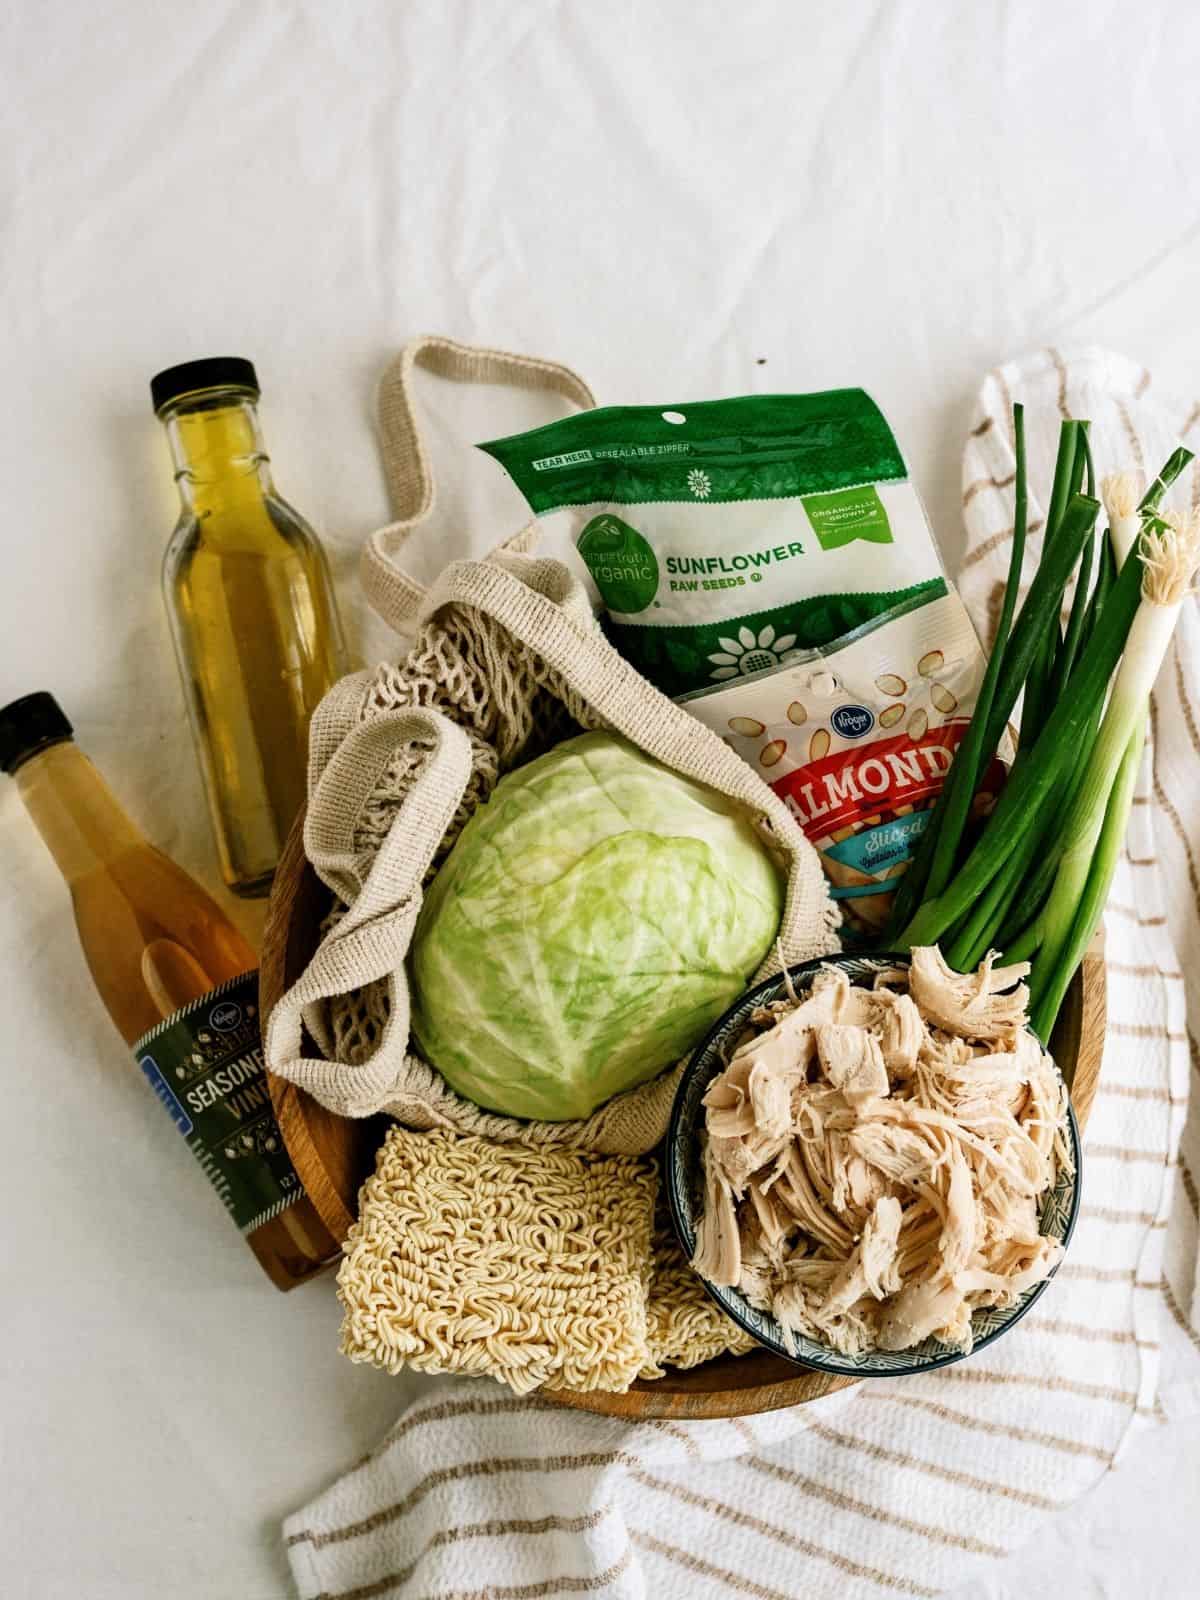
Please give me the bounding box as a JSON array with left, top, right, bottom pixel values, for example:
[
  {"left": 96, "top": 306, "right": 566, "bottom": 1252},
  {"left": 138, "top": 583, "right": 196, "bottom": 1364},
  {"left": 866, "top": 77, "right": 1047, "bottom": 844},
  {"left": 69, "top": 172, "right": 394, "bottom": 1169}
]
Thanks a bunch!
[{"left": 480, "top": 391, "right": 948, "bottom": 698}]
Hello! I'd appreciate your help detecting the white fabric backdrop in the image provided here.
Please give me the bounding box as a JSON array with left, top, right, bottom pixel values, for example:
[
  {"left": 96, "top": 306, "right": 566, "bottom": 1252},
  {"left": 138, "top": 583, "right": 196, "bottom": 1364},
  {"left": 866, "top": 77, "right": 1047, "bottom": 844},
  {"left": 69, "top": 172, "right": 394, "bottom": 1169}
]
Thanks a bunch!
[{"left": 2, "top": 2, "right": 1200, "bottom": 1595}]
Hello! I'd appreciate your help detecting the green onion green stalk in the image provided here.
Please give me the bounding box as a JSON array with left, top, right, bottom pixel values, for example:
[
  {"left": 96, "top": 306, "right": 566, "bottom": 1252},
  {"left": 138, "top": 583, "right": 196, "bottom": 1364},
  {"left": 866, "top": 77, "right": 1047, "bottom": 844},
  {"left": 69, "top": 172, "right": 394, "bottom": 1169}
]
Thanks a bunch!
[
  {"left": 1027, "top": 507, "right": 1200, "bottom": 1035},
  {"left": 885, "top": 420, "right": 1196, "bottom": 1041}
]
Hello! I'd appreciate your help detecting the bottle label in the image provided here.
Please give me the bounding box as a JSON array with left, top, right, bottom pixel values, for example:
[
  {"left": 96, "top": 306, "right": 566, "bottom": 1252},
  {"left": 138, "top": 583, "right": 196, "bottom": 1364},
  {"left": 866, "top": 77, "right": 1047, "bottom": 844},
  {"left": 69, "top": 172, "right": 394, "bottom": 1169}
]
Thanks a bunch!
[{"left": 133, "top": 971, "right": 302, "bottom": 1235}]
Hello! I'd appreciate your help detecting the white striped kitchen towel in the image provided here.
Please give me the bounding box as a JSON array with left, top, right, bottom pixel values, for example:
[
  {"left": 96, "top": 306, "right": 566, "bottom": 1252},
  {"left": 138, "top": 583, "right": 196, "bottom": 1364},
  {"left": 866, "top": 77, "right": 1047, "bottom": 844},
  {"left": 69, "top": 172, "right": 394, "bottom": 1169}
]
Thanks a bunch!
[{"left": 284, "top": 348, "right": 1200, "bottom": 1600}]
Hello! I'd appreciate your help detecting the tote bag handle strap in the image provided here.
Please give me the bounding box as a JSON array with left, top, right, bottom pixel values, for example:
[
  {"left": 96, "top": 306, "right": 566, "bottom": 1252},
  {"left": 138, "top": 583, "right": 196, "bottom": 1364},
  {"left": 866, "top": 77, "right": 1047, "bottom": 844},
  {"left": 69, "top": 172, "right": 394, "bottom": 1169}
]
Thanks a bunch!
[
  {"left": 264, "top": 707, "right": 475, "bottom": 1115},
  {"left": 362, "top": 334, "right": 596, "bottom": 632}
]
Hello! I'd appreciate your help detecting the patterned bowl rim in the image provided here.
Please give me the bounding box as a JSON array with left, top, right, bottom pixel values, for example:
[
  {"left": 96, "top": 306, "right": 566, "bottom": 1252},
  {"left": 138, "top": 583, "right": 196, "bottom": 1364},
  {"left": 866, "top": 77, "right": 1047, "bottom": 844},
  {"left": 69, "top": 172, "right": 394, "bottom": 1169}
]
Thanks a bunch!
[{"left": 665, "top": 950, "right": 1083, "bottom": 1379}]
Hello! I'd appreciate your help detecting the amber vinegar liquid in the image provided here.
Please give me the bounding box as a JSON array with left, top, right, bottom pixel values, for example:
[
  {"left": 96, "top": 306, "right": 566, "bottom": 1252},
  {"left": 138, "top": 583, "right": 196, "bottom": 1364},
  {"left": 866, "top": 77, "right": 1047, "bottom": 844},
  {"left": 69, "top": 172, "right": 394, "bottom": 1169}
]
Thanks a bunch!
[
  {"left": 10, "top": 724, "right": 337, "bottom": 1288},
  {"left": 159, "top": 375, "right": 348, "bottom": 895}
]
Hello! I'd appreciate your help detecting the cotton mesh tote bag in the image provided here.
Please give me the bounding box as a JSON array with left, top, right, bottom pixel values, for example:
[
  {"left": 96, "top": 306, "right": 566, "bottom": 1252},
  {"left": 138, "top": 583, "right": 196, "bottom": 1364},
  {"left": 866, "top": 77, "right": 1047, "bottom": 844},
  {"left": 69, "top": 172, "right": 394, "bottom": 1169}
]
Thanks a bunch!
[{"left": 265, "top": 335, "right": 839, "bottom": 1156}]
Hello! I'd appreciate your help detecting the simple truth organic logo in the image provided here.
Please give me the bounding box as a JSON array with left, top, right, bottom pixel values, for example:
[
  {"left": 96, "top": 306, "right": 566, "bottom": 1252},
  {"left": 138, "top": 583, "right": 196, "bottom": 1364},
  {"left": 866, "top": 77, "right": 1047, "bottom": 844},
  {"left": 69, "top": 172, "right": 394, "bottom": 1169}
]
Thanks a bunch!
[{"left": 577, "top": 514, "right": 659, "bottom": 613}]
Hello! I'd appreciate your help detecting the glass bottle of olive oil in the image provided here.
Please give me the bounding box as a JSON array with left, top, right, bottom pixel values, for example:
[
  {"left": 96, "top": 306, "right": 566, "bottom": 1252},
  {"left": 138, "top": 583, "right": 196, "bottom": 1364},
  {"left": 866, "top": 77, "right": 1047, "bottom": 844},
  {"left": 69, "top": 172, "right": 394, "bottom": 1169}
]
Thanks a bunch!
[
  {"left": 0, "top": 692, "right": 337, "bottom": 1290},
  {"left": 153, "top": 357, "right": 348, "bottom": 897}
]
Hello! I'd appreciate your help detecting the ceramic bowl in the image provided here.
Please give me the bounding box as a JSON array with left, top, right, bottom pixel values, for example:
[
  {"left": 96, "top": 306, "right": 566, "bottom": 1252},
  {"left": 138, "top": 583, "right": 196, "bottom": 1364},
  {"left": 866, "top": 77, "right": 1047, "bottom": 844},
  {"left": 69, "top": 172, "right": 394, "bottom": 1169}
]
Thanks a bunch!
[{"left": 665, "top": 950, "right": 1081, "bottom": 1378}]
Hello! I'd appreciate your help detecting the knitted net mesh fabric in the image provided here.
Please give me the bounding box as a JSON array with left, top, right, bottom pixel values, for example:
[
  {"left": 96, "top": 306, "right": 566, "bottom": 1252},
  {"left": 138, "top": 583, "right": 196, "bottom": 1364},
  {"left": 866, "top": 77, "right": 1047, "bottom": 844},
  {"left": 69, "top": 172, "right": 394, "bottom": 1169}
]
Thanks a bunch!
[
  {"left": 268, "top": 339, "right": 840, "bottom": 1385},
  {"left": 275, "top": 544, "right": 838, "bottom": 1157},
  {"left": 323, "top": 601, "right": 606, "bottom": 1068},
  {"left": 308, "top": 601, "right": 827, "bottom": 1381}
]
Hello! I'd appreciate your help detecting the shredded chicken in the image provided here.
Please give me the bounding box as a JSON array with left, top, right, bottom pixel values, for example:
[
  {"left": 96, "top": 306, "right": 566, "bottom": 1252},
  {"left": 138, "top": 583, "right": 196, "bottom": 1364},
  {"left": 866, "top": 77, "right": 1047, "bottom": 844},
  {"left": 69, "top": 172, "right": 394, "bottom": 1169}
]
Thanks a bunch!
[
  {"left": 816, "top": 1024, "right": 890, "bottom": 1105},
  {"left": 908, "top": 946, "right": 1030, "bottom": 1041},
  {"left": 691, "top": 945, "right": 1072, "bottom": 1355}
]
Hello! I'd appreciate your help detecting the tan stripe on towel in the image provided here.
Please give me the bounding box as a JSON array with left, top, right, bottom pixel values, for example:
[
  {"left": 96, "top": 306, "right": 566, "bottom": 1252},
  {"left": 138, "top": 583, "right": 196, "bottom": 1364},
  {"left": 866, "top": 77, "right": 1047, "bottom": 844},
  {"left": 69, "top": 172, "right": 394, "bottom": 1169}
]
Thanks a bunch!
[
  {"left": 633, "top": 1506, "right": 937, "bottom": 1600},
  {"left": 1171, "top": 653, "right": 1200, "bottom": 765},
  {"left": 737, "top": 1455, "right": 1006, "bottom": 1556},
  {"left": 963, "top": 472, "right": 1016, "bottom": 506},
  {"left": 356, "top": 1395, "right": 556, "bottom": 1476},
  {"left": 1105, "top": 1021, "right": 1185, "bottom": 1043},
  {"left": 1105, "top": 903, "right": 1167, "bottom": 927},
  {"left": 1086, "top": 1143, "right": 1173, "bottom": 1165},
  {"left": 305, "top": 1510, "right": 619, "bottom": 1600},
  {"left": 728, "top": 1417, "right": 759, "bottom": 1448},
  {"left": 645, "top": 1420, "right": 702, "bottom": 1459},
  {"left": 808, "top": 1421, "right": 1059, "bottom": 1510},
  {"left": 1024, "top": 1315, "right": 1154, "bottom": 1350},
  {"left": 1057, "top": 1262, "right": 1137, "bottom": 1284},
  {"left": 287, "top": 1452, "right": 643, "bottom": 1550},
  {"left": 862, "top": 1392, "right": 1112, "bottom": 1464},
  {"left": 934, "top": 1367, "right": 1137, "bottom": 1406},
  {"left": 406, "top": 1546, "right": 636, "bottom": 1600},
  {"left": 1106, "top": 961, "right": 1183, "bottom": 980},
  {"left": 1095, "top": 1083, "right": 1182, "bottom": 1106},
  {"left": 961, "top": 516, "right": 1045, "bottom": 573},
  {"left": 1150, "top": 696, "right": 1200, "bottom": 916},
  {"left": 1045, "top": 348, "right": 1070, "bottom": 419},
  {"left": 1079, "top": 1202, "right": 1160, "bottom": 1225},
  {"left": 633, "top": 1531, "right": 815, "bottom": 1600},
  {"left": 1114, "top": 397, "right": 1146, "bottom": 475}
]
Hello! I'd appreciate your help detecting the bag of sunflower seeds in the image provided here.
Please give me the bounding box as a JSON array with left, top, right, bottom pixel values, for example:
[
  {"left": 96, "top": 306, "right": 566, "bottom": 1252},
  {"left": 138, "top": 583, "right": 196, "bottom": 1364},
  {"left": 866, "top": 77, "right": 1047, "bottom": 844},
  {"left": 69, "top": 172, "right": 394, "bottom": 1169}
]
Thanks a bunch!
[{"left": 479, "top": 390, "right": 949, "bottom": 698}]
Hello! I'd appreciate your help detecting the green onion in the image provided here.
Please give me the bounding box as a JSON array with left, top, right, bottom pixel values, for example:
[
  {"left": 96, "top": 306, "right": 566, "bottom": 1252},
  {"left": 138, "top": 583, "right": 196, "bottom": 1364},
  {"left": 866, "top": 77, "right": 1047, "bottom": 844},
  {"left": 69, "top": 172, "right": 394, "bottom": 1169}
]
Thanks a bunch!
[
  {"left": 994, "top": 690, "right": 1106, "bottom": 954},
  {"left": 897, "top": 525, "right": 1138, "bottom": 952},
  {"left": 1027, "top": 713, "right": 1144, "bottom": 1040},
  {"left": 1046, "top": 530, "right": 1095, "bottom": 703},
  {"left": 942, "top": 770, "right": 1042, "bottom": 968},
  {"left": 974, "top": 495, "right": 1098, "bottom": 773},
  {"left": 884, "top": 459, "right": 1094, "bottom": 939},
  {"left": 917, "top": 408, "right": 1030, "bottom": 906},
  {"left": 1141, "top": 447, "right": 1194, "bottom": 514},
  {"left": 1076, "top": 529, "right": 1115, "bottom": 656},
  {"left": 884, "top": 409, "right": 1032, "bottom": 935},
  {"left": 1028, "top": 509, "right": 1200, "bottom": 1026},
  {"left": 887, "top": 417, "right": 1195, "bottom": 1039},
  {"left": 1019, "top": 423, "right": 1088, "bottom": 745}
]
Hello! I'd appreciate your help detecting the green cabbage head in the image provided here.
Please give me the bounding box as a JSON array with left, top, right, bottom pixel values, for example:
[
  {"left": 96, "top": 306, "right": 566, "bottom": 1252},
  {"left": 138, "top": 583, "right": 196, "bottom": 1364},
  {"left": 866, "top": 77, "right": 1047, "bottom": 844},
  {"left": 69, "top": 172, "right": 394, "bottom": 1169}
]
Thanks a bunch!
[{"left": 409, "top": 731, "right": 783, "bottom": 1121}]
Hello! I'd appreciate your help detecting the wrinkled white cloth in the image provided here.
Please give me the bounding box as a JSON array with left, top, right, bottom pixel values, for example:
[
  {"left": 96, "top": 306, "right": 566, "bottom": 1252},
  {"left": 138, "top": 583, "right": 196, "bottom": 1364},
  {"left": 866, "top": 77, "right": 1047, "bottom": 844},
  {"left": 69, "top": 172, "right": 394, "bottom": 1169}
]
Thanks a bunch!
[
  {"left": 8, "top": 5, "right": 1200, "bottom": 1596},
  {"left": 283, "top": 350, "right": 1200, "bottom": 1598}
]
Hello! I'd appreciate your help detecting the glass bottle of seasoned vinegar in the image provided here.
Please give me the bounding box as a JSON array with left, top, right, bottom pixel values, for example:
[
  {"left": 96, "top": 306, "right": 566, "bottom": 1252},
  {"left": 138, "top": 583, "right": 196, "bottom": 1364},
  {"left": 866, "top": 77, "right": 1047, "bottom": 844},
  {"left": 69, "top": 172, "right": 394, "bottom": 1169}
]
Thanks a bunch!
[
  {"left": 153, "top": 357, "right": 348, "bottom": 897},
  {"left": 0, "top": 693, "right": 337, "bottom": 1289}
]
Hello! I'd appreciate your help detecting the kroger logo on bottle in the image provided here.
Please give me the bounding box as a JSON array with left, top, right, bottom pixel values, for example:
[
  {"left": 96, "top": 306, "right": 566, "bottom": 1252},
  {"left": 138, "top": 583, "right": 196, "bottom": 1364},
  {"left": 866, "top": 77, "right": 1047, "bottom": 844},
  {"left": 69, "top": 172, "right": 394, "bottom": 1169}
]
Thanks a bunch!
[{"left": 830, "top": 704, "right": 875, "bottom": 740}]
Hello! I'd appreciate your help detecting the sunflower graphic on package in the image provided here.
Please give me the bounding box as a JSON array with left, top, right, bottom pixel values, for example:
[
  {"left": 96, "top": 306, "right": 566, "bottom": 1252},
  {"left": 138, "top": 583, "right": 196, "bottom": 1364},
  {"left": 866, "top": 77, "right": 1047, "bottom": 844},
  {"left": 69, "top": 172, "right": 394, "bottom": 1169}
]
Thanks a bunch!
[{"left": 707, "top": 624, "right": 798, "bottom": 680}]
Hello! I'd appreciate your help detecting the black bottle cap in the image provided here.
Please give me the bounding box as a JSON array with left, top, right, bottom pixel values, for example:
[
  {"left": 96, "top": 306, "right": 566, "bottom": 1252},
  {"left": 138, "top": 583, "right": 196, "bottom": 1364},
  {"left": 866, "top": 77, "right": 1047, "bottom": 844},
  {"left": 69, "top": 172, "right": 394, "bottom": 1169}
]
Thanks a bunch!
[
  {"left": 0, "top": 692, "right": 74, "bottom": 774},
  {"left": 150, "top": 357, "right": 259, "bottom": 414}
]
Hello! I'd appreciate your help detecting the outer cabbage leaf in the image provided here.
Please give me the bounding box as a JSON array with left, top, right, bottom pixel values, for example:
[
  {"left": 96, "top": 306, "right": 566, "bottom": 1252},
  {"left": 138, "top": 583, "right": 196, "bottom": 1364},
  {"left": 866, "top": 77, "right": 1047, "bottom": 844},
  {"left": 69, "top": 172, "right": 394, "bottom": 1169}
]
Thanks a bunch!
[{"left": 409, "top": 732, "right": 783, "bottom": 1120}]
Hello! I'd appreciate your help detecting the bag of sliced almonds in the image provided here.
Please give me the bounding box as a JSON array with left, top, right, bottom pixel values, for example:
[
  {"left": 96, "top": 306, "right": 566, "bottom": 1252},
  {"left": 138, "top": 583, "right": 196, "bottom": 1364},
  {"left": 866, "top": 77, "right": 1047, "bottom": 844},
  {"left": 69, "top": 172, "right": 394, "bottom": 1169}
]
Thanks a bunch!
[{"left": 681, "top": 588, "right": 1006, "bottom": 938}]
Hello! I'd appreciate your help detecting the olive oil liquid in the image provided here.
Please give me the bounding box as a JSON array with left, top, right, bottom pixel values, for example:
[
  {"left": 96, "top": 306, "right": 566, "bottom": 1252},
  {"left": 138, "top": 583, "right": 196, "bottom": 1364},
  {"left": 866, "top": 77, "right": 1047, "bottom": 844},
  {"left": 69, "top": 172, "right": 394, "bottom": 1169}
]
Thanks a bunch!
[{"left": 161, "top": 392, "right": 348, "bottom": 895}]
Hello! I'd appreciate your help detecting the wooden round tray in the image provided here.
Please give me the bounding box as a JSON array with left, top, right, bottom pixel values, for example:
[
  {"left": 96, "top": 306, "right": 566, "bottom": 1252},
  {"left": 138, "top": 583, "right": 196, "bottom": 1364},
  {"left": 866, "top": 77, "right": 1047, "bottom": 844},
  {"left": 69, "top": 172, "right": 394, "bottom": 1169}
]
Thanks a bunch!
[{"left": 262, "top": 809, "right": 1106, "bottom": 1419}]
